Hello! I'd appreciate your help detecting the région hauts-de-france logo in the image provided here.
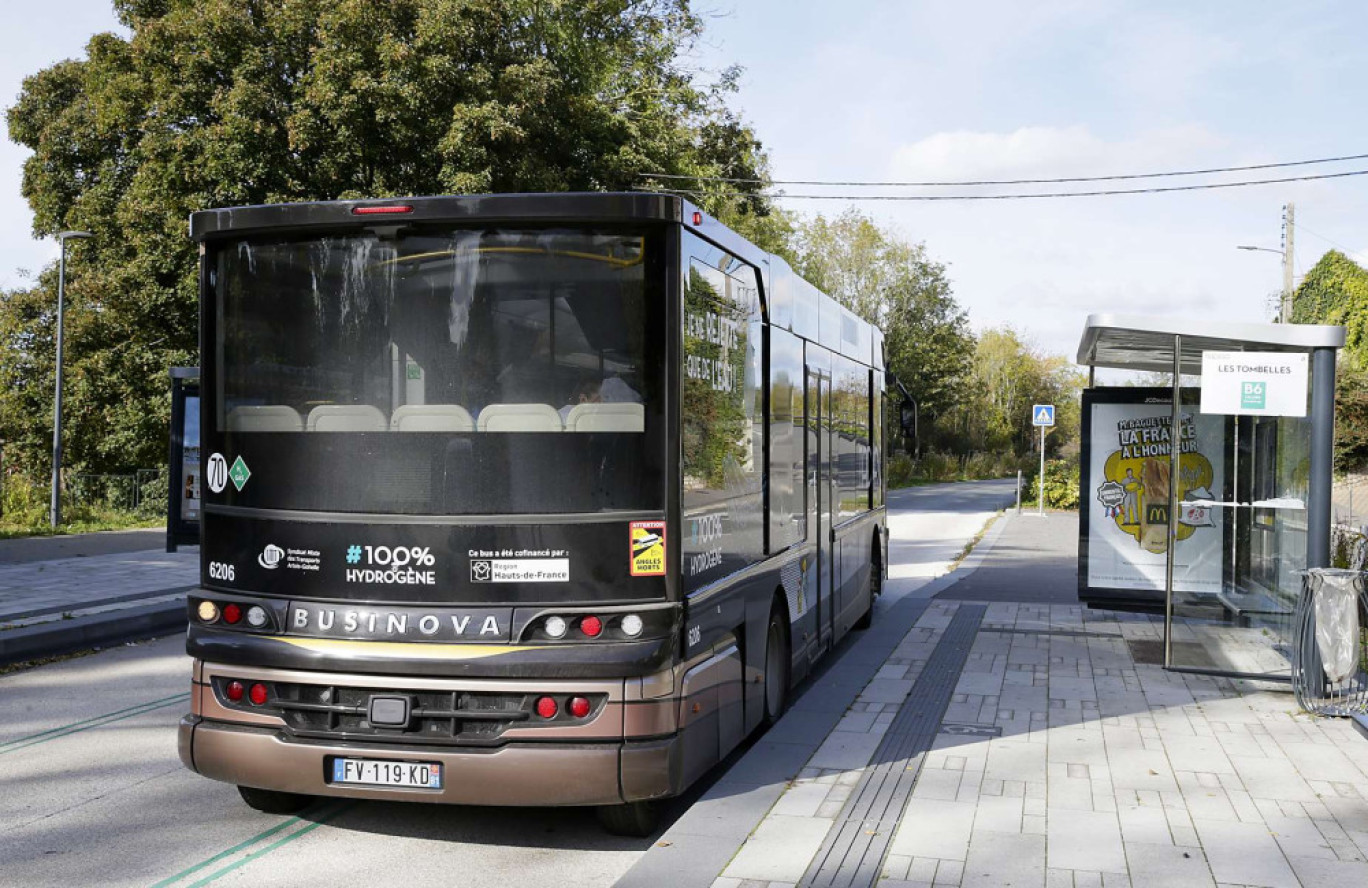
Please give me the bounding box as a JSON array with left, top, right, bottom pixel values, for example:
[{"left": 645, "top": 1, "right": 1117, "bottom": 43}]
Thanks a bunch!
[{"left": 1096, "top": 412, "right": 1214, "bottom": 555}]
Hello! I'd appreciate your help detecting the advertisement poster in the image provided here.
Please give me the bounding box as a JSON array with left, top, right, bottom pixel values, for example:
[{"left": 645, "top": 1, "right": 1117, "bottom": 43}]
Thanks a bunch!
[
  {"left": 180, "top": 395, "right": 201, "bottom": 522},
  {"left": 1083, "top": 391, "right": 1226, "bottom": 596}
]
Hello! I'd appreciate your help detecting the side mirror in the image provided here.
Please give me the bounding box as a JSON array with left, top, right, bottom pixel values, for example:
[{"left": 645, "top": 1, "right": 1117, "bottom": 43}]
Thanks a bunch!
[{"left": 899, "top": 401, "right": 917, "bottom": 439}]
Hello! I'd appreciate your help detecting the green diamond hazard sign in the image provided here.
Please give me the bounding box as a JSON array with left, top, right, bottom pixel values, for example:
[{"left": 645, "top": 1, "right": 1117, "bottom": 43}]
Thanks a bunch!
[{"left": 229, "top": 455, "right": 251, "bottom": 491}]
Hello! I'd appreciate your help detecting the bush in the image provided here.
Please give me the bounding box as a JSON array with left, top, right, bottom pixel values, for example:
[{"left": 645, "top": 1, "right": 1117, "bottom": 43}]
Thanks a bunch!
[
  {"left": 886, "top": 450, "right": 1027, "bottom": 488},
  {"left": 1332, "top": 525, "right": 1368, "bottom": 570},
  {"left": 1022, "top": 458, "right": 1080, "bottom": 510},
  {"left": 136, "top": 472, "right": 170, "bottom": 519},
  {"left": 888, "top": 453, "right": 917, "bottom": 488},
  {"left": 0, "top": 469, "right": 47, "bottom": 527}
]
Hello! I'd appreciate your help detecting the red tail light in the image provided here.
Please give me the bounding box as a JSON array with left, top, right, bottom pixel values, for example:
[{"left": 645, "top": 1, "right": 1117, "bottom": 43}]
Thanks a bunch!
[
  {"left": 569, "top": 697, "right": 591, "bottom": 719},
  {"left": 580, "top": 616, "right": 603, "bottom": 638},
  {"left": 226, "top": 680, "right": 244, "bottom": 702},
  {"left": 222, "top": 604, "right": 242, "bottom": 625},
  {"left": 535, "top": 696, "right": 558, "bottom": 719},
  {"left": 351, "top": 205, "right": 414, "bottom": 215},
  {"left": 249, "top": 682, "right": 268, "bottom": 706}
]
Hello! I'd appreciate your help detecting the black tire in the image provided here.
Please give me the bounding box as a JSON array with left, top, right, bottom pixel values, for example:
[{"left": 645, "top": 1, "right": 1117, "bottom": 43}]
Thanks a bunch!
[
  {"left": 761, "top": 604, "right": 791, "bottom": 727},
  {"left": 597, "top": 800, "right": 659, "bottom": 837},
  {"left": 854, "top": 541, "right": 881, "bottom": 631},
  {"left": 237, "top": 785, "right": 312, "bottom": 815},
  {"left": 853, "top": 566, "right": 876, "bottom": 631}
]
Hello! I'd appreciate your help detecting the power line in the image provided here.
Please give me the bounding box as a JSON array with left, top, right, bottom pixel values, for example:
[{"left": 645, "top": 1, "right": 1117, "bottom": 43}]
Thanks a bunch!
[
  {"left": 1296, "top": 222, "right": 1368, "bottom": 262},
  {"left": 639, "top": 150, "right": 1368, "bottom": 187},
  {"left": 648, "top": 168, "right": 1368, "bottom": 201}
]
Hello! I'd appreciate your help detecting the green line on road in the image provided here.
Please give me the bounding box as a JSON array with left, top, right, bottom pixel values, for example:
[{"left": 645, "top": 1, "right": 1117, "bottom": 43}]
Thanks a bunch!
[
  {"left": 151, "top": 802, "right": 353, "bottom": 888},
  {"left": 0, "top": 692, "right": 187, "bottom": 756}
]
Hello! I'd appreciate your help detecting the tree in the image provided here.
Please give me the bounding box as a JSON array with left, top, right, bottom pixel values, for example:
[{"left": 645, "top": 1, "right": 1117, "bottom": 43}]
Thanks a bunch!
[
  {"left": 955, "top": 327, "right": 1083, "bottom": 457},
  {"left": 2, "top": 0, "right": 775, "bottom": 474},
  {"left": 1290, "top": 250, "right": 1368, "bottom": 471},
  {"left": 791, "top": 209, "right": 974, "bottom": 435}
]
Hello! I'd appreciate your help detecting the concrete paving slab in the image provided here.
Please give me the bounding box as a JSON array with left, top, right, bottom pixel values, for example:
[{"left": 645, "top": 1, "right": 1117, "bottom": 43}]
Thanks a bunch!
[{"left": 722, "top": 815, "right": 832, "bottom": 882}]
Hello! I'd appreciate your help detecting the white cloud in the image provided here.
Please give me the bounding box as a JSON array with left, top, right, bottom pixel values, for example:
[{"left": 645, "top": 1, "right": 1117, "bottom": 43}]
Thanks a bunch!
[{"left": 888, "top": 124, "right": 1228, "bottom": 183}]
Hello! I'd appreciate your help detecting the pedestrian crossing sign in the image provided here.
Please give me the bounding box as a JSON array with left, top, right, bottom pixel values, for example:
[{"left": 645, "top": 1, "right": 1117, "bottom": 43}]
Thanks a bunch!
[{"left": 1032, "top": 404, "right": 1055, "bottom": 427}]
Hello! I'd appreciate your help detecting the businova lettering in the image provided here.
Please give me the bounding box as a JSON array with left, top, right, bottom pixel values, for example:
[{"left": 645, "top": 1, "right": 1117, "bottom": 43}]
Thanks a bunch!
[{"left": 345, "top": 568, "right": 437, "bottom": 585}]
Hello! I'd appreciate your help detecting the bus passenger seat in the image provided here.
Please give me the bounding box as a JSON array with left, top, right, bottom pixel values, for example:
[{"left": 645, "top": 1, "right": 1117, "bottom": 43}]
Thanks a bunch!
[
  {"left": 306, "top": 405, "right": 388, "bottom": 432},
  {"left": 475, "top": 403, "right": 564, "bottom": 432},
  {"left": 226, "top": 405, "right": 304, "bottom": 432},
  {"left": 563, "top": 403, "right": 645, "bottom": 432},
  {"left": 390, "top": 405, "right": 476, "bottom": 432}
]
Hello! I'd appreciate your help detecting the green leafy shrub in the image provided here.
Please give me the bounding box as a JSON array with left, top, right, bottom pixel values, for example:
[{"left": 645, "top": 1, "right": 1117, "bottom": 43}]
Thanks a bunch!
[
  {"left": 0, "top": 469, "right": 46, "bottom": 527},
  {"left": 1023, "top": 458, "right": 1080, "bottom": 510}
]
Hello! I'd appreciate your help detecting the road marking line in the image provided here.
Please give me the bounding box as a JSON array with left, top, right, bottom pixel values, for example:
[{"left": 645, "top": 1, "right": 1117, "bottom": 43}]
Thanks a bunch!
[
  {"left": 0, "top": 693, "right": 187, "bottom": 755},
  {"left": 151, "top": 802, "right": 353, "bottom": 888}
]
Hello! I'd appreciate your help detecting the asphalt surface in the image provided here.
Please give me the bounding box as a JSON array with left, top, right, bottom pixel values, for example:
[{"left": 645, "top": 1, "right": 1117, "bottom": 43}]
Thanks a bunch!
[{"left": 0, "top": 480, "right": 1013, "bottom": 888}]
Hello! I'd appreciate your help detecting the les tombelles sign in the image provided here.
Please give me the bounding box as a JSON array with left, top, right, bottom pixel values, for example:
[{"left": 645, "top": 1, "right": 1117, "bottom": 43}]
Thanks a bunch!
[{"left": 1199, "top": 351, "right": 1308, "bottom": 418}]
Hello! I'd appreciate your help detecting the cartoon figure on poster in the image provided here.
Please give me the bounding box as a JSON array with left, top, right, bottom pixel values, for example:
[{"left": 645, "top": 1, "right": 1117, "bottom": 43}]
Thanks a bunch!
[{"left": 1094, "top": 413, "right": 1216, "bottom": 554}]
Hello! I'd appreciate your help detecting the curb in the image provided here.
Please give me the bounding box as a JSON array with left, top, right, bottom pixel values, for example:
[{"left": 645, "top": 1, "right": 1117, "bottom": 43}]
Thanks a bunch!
[{"left": 0, "top": 599, "right": 187, "bottom": 667}]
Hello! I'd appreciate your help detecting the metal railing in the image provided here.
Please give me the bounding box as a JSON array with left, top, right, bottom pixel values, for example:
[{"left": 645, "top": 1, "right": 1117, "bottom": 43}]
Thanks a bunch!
[{"left": 63, "top": 469, "right": 166, "bottom": 515}]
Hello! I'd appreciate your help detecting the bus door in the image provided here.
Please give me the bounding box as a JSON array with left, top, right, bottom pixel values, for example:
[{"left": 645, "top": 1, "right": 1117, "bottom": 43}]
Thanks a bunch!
[{"left": 806, "top": 350, "right": 836, "bottom": 653}]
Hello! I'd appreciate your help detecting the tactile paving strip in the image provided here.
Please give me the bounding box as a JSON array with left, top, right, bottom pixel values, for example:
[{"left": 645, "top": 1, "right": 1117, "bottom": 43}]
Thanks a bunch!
[{"left": 799, "top": 604, "right": 986, "bottom": 888}]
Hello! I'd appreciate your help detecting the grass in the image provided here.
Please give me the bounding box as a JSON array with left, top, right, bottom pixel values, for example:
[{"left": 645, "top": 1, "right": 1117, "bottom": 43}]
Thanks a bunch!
[
  {"left": 947, "top": 512, "right": 1001, "bottom": 572},
  {"left": 0, "top": 512, "right": 163, "bottom": 540}
]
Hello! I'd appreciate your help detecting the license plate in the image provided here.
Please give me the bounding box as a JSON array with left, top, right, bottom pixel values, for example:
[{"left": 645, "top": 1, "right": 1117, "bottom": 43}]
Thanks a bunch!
[{"left": 330, "top": 758, "right": 443, "bottom": 790}]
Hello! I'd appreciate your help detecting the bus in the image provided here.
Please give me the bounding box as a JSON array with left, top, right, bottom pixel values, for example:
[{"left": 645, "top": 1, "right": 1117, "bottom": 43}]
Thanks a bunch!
[{"left": 177, "top": 192, "right": 888, "bottom": 835}]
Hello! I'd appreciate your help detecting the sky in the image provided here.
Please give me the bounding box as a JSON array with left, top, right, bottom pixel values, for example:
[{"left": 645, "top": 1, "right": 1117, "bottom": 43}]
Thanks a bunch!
[{"left": 2, "top": 1, "right": 1367, "bottom": 366}]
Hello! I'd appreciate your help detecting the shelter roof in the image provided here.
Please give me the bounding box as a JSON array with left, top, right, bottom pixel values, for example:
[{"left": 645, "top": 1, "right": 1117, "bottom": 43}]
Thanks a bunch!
[{"left": 1076, "top": 313, "right": 1345, "bottom": 374}]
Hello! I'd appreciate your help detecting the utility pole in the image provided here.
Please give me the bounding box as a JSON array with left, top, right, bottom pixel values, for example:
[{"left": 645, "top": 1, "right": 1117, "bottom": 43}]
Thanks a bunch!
[
  {"left": 1281, "top": 202, "right": 1295, "bottom": 323},
  {"left": 50, "top": 230, "right": 93, "bottom": 528}
]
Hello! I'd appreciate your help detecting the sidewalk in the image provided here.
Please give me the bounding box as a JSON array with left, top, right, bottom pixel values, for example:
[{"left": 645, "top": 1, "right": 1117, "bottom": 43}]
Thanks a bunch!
[
  {"left": 0, "top": 530, "right": 196, "bottom": 666},
  {"left": 618, "top": 512, "right": 1368, "bottom": 888}
]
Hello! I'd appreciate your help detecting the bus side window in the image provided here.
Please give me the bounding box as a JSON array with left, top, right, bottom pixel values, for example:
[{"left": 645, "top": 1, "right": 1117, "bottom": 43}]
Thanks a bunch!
[{"left": 681, "top": 235, "right": 764, "bottom": 589}]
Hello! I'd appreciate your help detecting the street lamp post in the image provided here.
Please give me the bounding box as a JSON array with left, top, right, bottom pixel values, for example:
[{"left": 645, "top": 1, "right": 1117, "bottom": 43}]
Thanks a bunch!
[
  {"left": 1237, "top": 244, "right": 1292, "bottom": 323},
  {"left": 50, "top": 230, "right": 93, "bottom": 529}
]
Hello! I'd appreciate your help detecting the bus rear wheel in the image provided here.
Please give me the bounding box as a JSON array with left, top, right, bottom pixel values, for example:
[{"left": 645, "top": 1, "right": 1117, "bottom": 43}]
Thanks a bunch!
[
  {"left": 854, "top": 541, "right": 881, "bottom": 631},
  {"left": 762, "top": 605, "right": 791, "bottom": 727},
  {"left": 237, "top": 785, "right": 312, "bottom": 815},
  {"left": 597, "top": 800, "right": 659, "bottom": 837}
]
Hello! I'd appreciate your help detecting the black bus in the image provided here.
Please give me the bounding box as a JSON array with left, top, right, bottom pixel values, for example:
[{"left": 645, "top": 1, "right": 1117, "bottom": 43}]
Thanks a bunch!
[{"left": 177, "top": 193, "right": 887, "bottom": 834}]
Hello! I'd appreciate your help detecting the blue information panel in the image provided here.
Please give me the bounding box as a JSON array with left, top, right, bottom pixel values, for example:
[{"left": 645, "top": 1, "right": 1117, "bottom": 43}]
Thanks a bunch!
[{"left": 1032, "top": 404, "right": 1055, "bottom": 427}]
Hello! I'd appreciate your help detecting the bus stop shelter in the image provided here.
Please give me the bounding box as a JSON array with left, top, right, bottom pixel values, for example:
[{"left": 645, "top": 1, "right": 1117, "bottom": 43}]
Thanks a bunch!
[{"left": 1075, "top": 313, "right": 1345, "bottom": 680}]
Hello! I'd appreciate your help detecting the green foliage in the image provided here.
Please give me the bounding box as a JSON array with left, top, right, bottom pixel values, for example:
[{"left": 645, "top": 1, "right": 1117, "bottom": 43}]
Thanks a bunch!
[
  {"left": 0, "top": 467, "right": 163, "bottom": 537},
  {"left": 3, "top": 0, "right": 774, "bottom": 475},
  {"left": 1331, "top": 525, "right": 1366, "bottom": 570},
  {"left": 791, "top": 209, "right": 974, "bottom": 435},
  {"left": 948, "top": 327, "right": 1084, "bottom": 458},
  {"left": 1022, "top": 458, "right": 1081, "bottom": 510},
  {"left": 886, "top": 450, "right": 1026, "bottom": 488},
  {"left": 1290, "top": 251, "right": 1368, "bottom": 471},
  {"left": 1292, "top": 250, "right": 1368, "bottom": 359},
  {"left": 0, "top": 469, "right": 46, "bottom": 528}
]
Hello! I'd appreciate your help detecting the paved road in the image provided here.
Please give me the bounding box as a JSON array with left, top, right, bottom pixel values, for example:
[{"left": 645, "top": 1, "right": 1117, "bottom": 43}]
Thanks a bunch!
[
  {"left": 0, "top": 482, "right": 1014, "bottom": 887},
  {"left": 885, "top": 478, "right": 1018, "bottom": 592}
]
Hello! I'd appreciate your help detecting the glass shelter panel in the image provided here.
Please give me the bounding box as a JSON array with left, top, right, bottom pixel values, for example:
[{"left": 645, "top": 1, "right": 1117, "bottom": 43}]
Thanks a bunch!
[{"left": 1163, "top": 366, "right": 1314, "bottom": 678}]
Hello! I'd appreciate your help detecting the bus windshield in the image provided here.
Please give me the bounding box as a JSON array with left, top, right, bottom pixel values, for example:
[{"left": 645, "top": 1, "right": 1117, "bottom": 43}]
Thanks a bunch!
[{"left": 207, "top": 227, "right": 665, "bottom": 515}]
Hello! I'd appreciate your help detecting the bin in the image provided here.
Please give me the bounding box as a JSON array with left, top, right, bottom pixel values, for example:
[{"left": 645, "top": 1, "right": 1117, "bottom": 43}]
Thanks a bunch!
[{"left": 1292, "top": 568, "right": 1368, "bottom": 715}]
